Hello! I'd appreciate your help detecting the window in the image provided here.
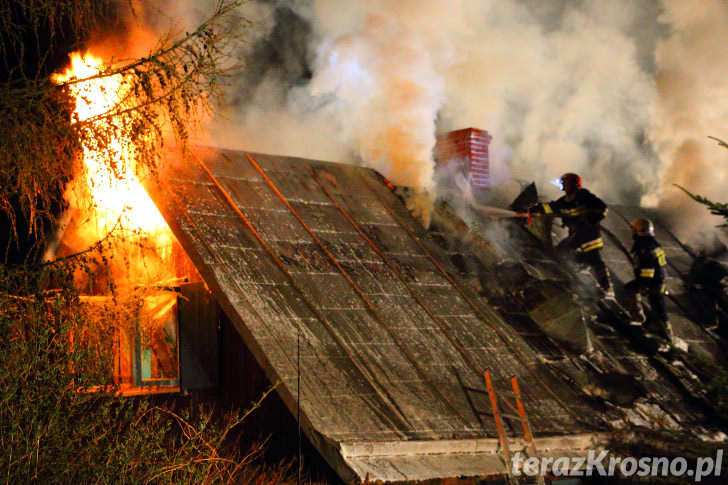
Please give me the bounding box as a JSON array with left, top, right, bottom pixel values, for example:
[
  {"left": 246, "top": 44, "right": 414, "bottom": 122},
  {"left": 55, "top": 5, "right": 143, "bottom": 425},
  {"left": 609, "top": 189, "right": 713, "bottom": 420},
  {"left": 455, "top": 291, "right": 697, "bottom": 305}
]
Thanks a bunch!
[{"left": 79, "top": 291, "right": 180, "bottom": 395}]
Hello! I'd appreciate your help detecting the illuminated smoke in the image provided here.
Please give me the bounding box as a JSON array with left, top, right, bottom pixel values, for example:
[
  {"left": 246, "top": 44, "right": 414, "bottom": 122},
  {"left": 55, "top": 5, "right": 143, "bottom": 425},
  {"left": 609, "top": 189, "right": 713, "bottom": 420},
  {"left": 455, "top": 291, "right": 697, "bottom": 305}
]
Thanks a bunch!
[
  {"left": 205, "top": 1, "right": 658, "bottom": 200},
  {"left": 649, "top": 0, "right": 728, "bottom": 242},
  {"left": 149, "top": 1, "right": 728, "bottom": 240}
]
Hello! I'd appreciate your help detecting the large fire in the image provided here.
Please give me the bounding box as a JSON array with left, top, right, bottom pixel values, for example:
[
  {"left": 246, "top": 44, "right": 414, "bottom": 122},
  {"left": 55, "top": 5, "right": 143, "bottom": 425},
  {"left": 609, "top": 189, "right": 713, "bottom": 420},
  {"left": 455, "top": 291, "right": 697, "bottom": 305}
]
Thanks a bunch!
[
  {"left": 53, "top": 52, "right": 171, "bottom": 242},
  {"left": 49, "top": 52, "right": 192, "bottom": 288},
  {"left": 53, "top": 53, "right": 195, "bottom": 394}
]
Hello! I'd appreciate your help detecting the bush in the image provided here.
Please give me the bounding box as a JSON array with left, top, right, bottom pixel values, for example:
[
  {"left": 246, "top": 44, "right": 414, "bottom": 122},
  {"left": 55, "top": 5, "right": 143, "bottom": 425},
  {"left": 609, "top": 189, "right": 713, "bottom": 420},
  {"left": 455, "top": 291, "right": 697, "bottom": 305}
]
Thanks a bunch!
[{"left": 0, "top": 256, "right": 292, "bottom": 484}]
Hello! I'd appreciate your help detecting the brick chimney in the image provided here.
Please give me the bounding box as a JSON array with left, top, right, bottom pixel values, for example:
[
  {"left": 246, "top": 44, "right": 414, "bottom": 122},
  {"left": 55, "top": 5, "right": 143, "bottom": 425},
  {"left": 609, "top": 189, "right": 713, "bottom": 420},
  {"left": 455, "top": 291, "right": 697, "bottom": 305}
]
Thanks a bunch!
[{"left": 433, "top": 128, "right": 492, "bottom": 189}]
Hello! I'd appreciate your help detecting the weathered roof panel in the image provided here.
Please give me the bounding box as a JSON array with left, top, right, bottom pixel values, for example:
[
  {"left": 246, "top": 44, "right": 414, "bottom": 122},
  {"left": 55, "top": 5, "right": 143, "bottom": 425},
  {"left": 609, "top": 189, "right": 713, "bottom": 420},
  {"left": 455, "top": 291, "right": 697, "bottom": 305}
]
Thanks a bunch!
[{"left": 148, "top": 147, "right": 619, "bottom": 482}]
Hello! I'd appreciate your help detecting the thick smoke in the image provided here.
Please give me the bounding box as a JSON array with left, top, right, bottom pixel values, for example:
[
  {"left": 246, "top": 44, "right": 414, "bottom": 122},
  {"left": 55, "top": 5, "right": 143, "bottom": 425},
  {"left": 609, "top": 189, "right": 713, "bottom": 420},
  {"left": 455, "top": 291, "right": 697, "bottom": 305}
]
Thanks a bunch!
[
  {"left": 158, "top": 0, "right": 728, "bottom": 242},
  {"left": 208, "top": 1, "right": 659, "bottom": 197},
  {"left": 648, "top": 1, "right": 728, "bottom": 244}
]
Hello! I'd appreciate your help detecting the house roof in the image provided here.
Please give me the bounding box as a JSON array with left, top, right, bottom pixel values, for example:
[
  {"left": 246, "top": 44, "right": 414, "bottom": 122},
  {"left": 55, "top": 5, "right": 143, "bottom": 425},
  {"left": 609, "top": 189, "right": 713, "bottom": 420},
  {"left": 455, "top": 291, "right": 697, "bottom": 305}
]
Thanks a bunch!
[{"left": 147, "top": 147, "right": 725, "bottom": 482}]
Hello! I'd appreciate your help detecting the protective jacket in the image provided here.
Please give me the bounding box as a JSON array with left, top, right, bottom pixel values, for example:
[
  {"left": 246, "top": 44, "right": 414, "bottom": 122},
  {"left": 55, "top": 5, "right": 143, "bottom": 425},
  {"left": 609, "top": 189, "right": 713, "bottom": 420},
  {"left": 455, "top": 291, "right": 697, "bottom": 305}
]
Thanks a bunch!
[
  {"left": 532, "top": 188, "right": 608, "bottom": 253},
  {"left": 625, "top": 234, "right": 669, "bottom": 326},
  {"left": 630, "top": 235, "right": 667, "bottom": 284}
]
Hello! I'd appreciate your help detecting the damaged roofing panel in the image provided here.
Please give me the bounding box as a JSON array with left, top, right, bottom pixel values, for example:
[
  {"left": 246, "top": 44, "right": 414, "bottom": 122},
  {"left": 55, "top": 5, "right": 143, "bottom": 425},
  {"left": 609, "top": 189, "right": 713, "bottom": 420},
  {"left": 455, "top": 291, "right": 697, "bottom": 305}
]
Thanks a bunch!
[
  {"left": 148, "top": 147, "right": 612, "bottom": 482},
  {"left": 441, "top": 196, "right": 724, "bottom": 433},
  {"left": 604, "top": 205, "right": 725, "bottom": 363}
]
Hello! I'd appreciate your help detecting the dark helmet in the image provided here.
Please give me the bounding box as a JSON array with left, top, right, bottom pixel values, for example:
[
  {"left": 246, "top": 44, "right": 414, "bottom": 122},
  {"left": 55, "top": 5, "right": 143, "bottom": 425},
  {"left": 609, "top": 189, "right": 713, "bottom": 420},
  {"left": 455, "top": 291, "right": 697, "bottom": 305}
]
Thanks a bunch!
[
  {"left": 560, "top": 173, "right": 582, "bottom": 192},
  {"left": 630, "top": 218, "right": 654, "bottom": 236}
]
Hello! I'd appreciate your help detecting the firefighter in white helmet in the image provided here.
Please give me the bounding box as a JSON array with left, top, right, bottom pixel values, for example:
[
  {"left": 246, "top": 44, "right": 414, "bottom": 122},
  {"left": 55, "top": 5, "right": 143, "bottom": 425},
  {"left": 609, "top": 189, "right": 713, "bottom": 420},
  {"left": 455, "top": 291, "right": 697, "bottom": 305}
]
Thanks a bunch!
[
  {"left": 529, "top": 173, "right": 613, "bottom": 297},
  {"left": 623, "top": 218, "right": 674, "bottom": 342}
]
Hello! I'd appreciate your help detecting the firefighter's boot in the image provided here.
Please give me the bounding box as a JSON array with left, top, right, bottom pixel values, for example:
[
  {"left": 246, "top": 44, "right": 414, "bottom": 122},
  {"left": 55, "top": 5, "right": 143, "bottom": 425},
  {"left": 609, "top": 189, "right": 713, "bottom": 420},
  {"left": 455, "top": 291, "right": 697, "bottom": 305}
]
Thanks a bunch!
[
  {"left": 596, "top": 267, "right": 614, "bottom": 300},
  {"left": 623, "top": 291, "right": 646, "bottom": 326}
]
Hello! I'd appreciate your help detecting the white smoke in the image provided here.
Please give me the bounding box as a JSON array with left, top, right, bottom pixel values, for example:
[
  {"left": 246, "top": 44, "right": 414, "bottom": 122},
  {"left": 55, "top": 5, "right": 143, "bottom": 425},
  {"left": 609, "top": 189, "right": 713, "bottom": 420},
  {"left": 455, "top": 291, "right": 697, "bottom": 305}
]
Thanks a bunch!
[
  {"left": 436, "top": 1, "right": 658, "bottom": 204},
  {"left": 151, "top": 0, "right": 728, "bottom": 242},
  {"left": 648, "top": 0, "right": 728, "bottom": 244},
  {"left": 208, "top": 1, "right": 659, "bottom": 198}
]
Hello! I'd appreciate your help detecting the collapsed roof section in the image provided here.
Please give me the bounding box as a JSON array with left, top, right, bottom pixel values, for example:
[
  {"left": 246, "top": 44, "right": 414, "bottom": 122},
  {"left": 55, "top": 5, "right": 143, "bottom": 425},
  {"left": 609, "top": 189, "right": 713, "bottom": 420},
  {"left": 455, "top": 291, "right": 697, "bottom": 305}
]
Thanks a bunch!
[
  {"left": 441, "top": 196, "right": 726, "bottom": 365},
  {"left": 431, "top": 194, "right": 726, "bottom": 430}
]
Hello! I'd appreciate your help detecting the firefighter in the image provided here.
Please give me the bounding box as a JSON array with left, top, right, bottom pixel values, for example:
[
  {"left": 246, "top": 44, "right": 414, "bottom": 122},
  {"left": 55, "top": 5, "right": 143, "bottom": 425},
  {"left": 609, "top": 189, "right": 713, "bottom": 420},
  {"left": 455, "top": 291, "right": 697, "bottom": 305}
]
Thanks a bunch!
[
  {"left": 622, "top": 218, "right": 674, "bottom": 342},
  {"left": 529, "top": 173, "right": 613, "bottom": 297}
]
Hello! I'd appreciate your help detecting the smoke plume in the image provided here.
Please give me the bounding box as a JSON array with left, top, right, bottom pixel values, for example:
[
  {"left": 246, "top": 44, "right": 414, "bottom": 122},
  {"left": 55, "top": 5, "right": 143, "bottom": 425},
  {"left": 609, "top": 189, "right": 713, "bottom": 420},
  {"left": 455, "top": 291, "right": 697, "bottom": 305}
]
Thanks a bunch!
[
  {"left": 142, "top": 0, "right": 728, "bottom": 242},
  {"left": 648, "top": 0, "right": 728, "bottom": 243}
]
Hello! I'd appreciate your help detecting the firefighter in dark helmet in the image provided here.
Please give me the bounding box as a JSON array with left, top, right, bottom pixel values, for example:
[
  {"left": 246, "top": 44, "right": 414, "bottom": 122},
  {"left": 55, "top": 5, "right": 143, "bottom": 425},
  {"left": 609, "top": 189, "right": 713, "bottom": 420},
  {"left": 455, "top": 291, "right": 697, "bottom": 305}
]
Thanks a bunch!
[
  {"left": 529, "top": 173, "right": 613, "bottom": 297},
  {"left": 623, "top": 218, "right": 674, "bottom": 342}
]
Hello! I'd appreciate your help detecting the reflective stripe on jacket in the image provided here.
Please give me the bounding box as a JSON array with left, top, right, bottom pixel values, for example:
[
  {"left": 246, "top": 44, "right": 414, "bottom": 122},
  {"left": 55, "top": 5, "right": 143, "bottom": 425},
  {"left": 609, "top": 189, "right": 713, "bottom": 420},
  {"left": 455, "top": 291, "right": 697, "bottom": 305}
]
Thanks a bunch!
[
  {"left": 631, "top": 236, "right": 667, "bottom": 282},
  {"left": 532, "top": 188, "right": 608, "bottom": 251},
  {"left": 579, "top": 237, "right": 604, "bottom": 253}
]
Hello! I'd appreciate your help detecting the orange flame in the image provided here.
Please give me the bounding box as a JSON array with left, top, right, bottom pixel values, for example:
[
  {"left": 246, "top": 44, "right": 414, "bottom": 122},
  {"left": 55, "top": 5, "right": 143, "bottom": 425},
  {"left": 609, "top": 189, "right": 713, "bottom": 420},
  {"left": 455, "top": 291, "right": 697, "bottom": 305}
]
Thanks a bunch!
[{"left": 53, "top": 52, "right": 172, "bottom": 247}]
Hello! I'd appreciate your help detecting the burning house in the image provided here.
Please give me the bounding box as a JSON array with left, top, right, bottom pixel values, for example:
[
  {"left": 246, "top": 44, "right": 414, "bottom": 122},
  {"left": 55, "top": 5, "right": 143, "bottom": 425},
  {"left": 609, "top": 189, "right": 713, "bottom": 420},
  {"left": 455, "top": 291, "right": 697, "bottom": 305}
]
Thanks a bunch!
[
  {"left": 47, "top": 47, "right": 726, "bottom": 485},
  {"left": 45, "top": 54, "right": 726, "bottom": 477},
  {"left": 10, "top": 0, "right": 728, "bottom": 481},
  {"left": 46, "top": 58, "right": 728, "bottom": 478},
  {"left": 49, "top": 133, "right": 727, "bottom": 482}
]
